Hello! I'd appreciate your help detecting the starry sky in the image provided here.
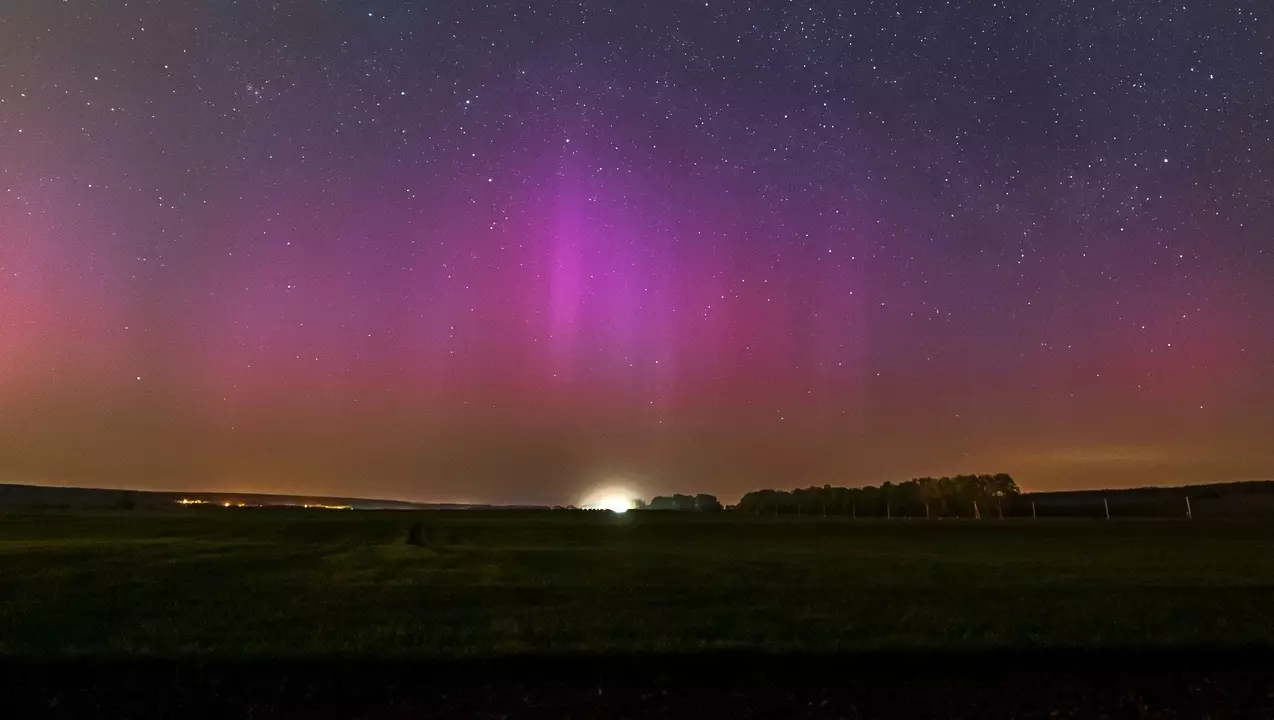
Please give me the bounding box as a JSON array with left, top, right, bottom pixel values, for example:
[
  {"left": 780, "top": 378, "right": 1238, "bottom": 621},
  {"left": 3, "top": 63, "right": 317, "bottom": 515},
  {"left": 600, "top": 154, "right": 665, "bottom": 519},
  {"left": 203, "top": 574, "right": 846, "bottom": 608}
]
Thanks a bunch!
[{"left": 2, "top": 1, "right": 1272, "bottom": 504}]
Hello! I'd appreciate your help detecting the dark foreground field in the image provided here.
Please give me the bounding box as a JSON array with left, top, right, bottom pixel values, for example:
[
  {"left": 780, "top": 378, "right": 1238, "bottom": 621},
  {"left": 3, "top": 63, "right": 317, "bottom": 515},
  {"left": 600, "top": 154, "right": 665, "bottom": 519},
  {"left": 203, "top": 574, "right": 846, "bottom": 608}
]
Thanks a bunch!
[{"left": 3, "top": 509, "right": 1274, "bottom": 717}]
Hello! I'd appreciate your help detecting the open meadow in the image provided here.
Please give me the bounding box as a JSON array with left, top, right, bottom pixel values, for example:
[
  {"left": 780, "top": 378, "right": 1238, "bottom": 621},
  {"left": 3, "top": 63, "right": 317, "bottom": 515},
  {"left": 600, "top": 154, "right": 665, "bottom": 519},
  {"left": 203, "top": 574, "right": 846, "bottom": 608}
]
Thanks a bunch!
[{"left": 3, "top": 508, "right": 1274, "bottom": 658}]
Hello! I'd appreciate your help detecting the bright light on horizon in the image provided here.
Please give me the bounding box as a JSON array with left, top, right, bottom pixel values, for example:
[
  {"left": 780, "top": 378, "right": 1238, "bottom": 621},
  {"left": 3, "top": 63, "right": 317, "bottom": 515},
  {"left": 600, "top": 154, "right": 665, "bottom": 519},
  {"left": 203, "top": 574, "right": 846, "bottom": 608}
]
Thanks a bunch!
[{"left": 580, "top": 485, "right": 641, "bottom": 513}]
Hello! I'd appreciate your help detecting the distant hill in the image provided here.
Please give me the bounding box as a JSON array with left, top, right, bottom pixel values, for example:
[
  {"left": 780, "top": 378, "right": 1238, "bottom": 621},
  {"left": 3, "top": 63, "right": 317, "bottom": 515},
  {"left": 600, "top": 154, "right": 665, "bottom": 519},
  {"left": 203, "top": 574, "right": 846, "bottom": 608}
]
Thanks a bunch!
[
  {"left": 0, "top": 483, "right": 514, "bottom": 511},
  {"left": 1019, "top": 480, "right": 1274, "bottom": 519}
]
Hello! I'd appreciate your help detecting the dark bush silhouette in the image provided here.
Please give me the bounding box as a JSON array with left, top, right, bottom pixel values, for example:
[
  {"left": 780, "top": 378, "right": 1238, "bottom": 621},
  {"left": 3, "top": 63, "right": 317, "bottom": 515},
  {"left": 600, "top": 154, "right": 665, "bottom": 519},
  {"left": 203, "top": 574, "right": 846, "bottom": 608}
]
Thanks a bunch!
[
  {"left": 694, "top": 494, "right": 723, "bottom": 512},
  {"left": 406, "top": 520, "right": 427, "bottom": 546},
  {"left": 646, "top": 493, "right": 723, "bottom": 511}
]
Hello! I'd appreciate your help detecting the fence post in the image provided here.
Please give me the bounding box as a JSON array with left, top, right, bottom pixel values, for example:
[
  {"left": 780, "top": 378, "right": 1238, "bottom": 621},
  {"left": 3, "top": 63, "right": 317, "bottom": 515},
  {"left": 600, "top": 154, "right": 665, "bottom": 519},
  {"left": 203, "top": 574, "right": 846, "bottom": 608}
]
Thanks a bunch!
[
  {"left": 1032, "top": 501, "right": 1037, "bottom": 520},
  {"left": 1104, "top": 497, "right": 1110, "bottom": 520},
  {"left": 1185, "top": 496, "right": 1192, "bottom": 520},
  {"left": 973, "top": 500, "right": 980, "bottom": 520}
]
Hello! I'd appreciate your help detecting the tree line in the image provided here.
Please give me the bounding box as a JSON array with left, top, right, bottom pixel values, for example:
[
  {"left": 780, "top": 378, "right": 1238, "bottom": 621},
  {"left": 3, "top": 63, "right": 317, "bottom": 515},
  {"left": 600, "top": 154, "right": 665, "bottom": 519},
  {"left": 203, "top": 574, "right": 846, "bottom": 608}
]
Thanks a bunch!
[
  {"left": 735, "top": 474, "right": 1020, "bottom": 518},
  {"left": 641, "top": 494, "right": 724, "bottom": 512}
]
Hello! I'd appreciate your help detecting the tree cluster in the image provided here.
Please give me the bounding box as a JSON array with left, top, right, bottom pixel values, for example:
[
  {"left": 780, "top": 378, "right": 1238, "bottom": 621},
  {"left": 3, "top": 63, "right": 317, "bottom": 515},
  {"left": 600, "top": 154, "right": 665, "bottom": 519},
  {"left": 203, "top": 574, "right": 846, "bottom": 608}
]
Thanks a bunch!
[
  {"left": 646, "top": 493, "right": 724, "bottom": 512},
  {"left": 736, "top": 474, "right": 1020, "bottom": 518}
]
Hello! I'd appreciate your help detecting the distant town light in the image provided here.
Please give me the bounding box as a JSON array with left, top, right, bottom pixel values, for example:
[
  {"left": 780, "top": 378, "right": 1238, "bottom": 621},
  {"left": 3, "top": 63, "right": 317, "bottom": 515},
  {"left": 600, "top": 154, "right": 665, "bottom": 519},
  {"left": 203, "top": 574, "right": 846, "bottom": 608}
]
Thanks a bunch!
[{"left": 580, "top": 485, "right": 641, "bottom": 513}]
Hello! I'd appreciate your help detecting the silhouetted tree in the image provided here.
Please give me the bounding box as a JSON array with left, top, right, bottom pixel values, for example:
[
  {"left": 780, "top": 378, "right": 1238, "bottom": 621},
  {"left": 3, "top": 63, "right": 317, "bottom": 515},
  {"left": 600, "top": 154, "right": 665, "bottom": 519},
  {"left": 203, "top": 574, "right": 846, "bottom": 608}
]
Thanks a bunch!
[
  {"left": 738, "top": 489, "right": 789, "bottom": 514},
  {"left": 987, "top": 473, "right": 1021, "bottom": 518},
  {"left": 694, "top": 494, "right": 723, "bottom": 512},
  {"left": 672, "top": 494, "right": 696, "bottom": 511}
]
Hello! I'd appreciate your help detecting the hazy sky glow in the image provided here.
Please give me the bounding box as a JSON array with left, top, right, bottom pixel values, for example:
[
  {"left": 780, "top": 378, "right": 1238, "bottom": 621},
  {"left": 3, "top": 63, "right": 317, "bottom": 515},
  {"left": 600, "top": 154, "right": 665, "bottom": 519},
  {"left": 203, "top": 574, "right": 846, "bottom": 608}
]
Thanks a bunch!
[{"left": 2, "top": 1, "right": 1272, "bottom": 503}]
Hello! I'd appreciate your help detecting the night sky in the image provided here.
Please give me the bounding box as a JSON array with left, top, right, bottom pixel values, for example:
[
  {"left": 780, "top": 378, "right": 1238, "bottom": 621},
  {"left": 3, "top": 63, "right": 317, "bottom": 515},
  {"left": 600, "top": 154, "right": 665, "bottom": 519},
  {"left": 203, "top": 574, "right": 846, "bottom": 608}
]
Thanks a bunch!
[{"left": 2, "top": 1, "right": 1272, "bottom": 505}]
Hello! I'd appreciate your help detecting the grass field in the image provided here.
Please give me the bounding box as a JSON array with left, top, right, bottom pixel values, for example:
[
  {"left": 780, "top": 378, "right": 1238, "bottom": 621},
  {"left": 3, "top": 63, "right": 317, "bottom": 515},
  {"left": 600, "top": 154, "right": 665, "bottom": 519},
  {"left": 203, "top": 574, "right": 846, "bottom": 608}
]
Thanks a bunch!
[{"left": 2, "top": 509, "right": 1273, "bottom": 658}]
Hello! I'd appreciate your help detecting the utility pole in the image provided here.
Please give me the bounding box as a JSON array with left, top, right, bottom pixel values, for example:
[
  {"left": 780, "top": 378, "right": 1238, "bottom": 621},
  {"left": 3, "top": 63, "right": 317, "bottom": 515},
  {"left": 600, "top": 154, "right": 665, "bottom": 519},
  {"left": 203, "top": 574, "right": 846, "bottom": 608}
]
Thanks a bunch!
[
  {"left": 1104, "top": 497, "right": 1110, "bottom": 520},
  {"left": 1031, "top": 501, "right": 1037, "bottom": 520},
  {"left": 1185, "top": 496, "right": 1193, "bottom": 520},
  {"left": 973, "top": 501, "right": 981, "bottom": 520}
]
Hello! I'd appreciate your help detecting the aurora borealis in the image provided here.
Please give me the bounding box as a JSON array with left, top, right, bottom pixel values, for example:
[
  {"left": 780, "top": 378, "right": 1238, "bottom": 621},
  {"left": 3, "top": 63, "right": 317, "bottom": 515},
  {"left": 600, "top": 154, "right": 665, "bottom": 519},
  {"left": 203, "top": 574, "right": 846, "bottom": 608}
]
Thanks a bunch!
[{"left": 2, "top": 1, "right": 1272, "bottom": 504}]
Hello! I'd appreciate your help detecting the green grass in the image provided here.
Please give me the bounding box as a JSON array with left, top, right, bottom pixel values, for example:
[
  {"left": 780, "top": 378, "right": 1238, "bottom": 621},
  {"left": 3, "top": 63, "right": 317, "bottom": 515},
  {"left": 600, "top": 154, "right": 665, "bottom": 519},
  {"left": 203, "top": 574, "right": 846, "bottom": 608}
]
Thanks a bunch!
[{"left": 1, "top": 509, "right": 1273, "bottom": 657}]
